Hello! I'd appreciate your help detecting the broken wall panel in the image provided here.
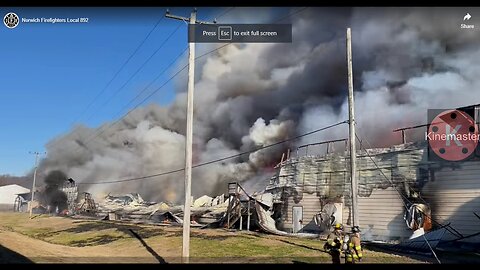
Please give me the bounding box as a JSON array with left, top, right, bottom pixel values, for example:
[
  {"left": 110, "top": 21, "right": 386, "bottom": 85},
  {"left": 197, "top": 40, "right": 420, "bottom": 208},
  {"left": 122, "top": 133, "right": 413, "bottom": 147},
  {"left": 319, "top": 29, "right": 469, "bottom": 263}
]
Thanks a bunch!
[
  {"left": 352, "top": 187, "right": 412, "bottom": 242},
  {"left": 280, "top": 192, "right": 323, "bottom": 233},
  {"left": 267, "top": 141, "right": 480, "bottom": 244},
  {"left": 421, "top": 161, "right": 480, "bottom": 242}
]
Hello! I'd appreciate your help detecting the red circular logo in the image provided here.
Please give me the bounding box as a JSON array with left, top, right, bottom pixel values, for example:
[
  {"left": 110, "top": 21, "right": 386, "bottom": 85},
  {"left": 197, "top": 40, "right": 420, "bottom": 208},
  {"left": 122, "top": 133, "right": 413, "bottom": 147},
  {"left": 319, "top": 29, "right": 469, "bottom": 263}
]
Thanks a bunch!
[{"left": 427, "top": 109, "right": 478, "bottom": 161}]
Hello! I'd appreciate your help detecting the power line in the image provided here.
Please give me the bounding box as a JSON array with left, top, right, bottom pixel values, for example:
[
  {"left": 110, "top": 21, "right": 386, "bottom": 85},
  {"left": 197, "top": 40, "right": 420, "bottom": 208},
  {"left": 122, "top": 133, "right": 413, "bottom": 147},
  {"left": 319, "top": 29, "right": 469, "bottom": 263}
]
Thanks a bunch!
[
  {"left": 83, "top": 21, "right": 183, "bottom": 123},
  {"left": 71, "top": 15, "right": 166, "bottom": 126},
  {"left": 165, "top": 10, "right": 212, "bottom": 261},
  {"left": 75, "top": 61, "right": 189, "bottom": 152},
  {"left": 213, "top": 7, "right": 236, "bottom": 20},
  {"left": 64, "top": 7, "right": 308, "bottom": 154},
  {"left": 77, "top": 120, "right": 348, "bottom": 185},
  {"left": 73, "top": 41, "right": 211, "bottom": 153},
  {"left": 195, "top": 7, "right": 308, "bottom": 59},
  {"left": 274, "top": 6, "right": 308, "bottom": 22},
  {"left": 47, "top": 14, "right": 166, "bottom": 151},
  {"left": 51, "top": 7, "right": 241, "bottom": 155},
  {"left": 354, "top": 126, "right": 463, "bottom": 237},
  {"left": 115, "top": 47, "right": 189, "bottom": 121},
  {"left": 354, "top": 131, "right": 443, "bottom": 263},
  {"left": 84, "top": 7, "right": 236, "bottom": 125}
]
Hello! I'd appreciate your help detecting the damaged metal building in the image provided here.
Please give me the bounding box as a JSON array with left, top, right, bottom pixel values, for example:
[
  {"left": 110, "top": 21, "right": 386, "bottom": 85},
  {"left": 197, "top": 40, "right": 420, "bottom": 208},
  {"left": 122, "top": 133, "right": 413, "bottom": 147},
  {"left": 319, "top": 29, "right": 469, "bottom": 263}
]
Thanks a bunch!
[{"left": 262, "top": 104, "right": 480, "bottom": 250}]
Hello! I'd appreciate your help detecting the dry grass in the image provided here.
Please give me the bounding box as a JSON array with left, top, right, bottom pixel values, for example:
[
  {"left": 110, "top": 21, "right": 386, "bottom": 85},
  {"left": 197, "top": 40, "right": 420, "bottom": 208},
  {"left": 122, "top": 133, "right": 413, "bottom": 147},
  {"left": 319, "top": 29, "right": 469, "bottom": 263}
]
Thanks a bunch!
[{"left": 0, "top": 212, "right": 428, "bottom": 263}]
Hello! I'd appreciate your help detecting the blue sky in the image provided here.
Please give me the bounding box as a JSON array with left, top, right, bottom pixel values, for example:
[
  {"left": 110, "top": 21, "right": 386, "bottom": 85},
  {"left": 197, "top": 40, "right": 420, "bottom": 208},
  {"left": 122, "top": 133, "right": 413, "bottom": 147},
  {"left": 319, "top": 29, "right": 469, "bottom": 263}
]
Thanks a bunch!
[
  {"left": 0, "top": 7, "right": 290, "bottom": 176},
  {"left": 0, "top": 7, "right": 232, "bottom": 176}
]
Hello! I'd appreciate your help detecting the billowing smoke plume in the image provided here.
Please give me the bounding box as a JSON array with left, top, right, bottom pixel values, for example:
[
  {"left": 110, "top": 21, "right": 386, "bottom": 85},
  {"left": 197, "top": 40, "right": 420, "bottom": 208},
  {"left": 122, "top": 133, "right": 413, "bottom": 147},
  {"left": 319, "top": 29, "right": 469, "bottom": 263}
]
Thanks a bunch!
[
  {"left": 38, "top": 7, "right": 480, "bottom": 203},
  {"left": 40, "top": 170, "right": 68, "bottom": 212}
]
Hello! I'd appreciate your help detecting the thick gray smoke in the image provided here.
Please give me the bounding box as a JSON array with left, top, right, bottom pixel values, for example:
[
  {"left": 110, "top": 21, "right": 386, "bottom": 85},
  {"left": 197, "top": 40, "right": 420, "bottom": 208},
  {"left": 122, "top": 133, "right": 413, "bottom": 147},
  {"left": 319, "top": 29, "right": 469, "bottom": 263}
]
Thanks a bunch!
[{"left": 38, "top": 7, "right": 480, "bottom": 203}]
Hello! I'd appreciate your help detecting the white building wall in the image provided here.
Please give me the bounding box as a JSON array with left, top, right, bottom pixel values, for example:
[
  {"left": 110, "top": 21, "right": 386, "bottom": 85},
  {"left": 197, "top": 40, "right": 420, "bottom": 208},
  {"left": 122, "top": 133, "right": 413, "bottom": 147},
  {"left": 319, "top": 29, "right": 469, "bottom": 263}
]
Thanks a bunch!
[
  {"left": 0, "top": 184, "right": 30, "bottom": 211},
  {"left": 343, "top": 188, "right": 412, "bottom": 242},
  {"left": 422, "top": 161, "right": 480, "bottom": 243}
]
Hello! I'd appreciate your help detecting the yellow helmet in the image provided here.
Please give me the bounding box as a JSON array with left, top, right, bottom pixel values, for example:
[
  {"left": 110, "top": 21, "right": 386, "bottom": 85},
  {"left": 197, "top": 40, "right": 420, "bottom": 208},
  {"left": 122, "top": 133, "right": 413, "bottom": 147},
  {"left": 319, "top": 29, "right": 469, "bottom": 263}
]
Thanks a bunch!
[{"left": 334, "top": 223, "right": 343, "bottom": 230}]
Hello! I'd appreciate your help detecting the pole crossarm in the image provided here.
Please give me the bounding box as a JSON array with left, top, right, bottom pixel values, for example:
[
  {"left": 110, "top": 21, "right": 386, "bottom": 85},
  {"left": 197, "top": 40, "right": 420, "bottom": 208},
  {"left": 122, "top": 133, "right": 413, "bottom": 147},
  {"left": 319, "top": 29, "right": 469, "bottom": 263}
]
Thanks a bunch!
[{"left": 165, "top": 12, "right": 217, "bottom": 25}]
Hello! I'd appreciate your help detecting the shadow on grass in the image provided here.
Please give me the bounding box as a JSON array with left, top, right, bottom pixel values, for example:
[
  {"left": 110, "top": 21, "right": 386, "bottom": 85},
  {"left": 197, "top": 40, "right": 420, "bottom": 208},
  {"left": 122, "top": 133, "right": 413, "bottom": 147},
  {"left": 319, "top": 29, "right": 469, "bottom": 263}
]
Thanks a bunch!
[
  {"left": 128, "top": 229, "right": 167, "bottom": 264},
  {"left": 29, "top": 221, "right": 168, "bottom": 247},
  {"left": 0, "top": 244, "right": 33, "bottom": 263},
  {"left": 165, "top": 231, "right": 229, "bottom": 241},
  {"left": 61, "top": 222, "right": 167, "bottom": 237},
  {"left": 68, "top": 235, "right": 126, "bottom": 247}
]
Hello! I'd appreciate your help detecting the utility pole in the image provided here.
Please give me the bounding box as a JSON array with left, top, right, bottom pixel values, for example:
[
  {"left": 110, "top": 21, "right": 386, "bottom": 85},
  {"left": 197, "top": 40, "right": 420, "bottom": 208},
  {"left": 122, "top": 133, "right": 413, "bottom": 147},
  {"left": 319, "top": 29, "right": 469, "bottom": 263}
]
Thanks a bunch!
[
  {"left": 346, "top": 28, "right": 359, "bottom": 227},
  {"left": 29, "top": 151, "right": 45, "bottom": 218},
  {"left": 165, "top": 8, "right": 216, "bottom": 263}
]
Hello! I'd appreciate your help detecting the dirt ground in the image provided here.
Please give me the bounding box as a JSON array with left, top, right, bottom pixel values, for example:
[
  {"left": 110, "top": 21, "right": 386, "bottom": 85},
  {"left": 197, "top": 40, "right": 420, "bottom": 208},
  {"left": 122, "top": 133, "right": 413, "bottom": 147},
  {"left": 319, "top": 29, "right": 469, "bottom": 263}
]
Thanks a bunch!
[{"left": 0, "top": 212, "right": 430, "bottom": 264}]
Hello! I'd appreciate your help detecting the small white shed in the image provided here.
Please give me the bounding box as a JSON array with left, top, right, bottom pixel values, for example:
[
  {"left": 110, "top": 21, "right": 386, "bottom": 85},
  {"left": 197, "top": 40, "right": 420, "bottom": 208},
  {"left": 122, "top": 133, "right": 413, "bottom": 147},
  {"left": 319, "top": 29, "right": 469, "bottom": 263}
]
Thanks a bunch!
[{"left": 0, "top": 184, "right": 30, "bottom": 211}]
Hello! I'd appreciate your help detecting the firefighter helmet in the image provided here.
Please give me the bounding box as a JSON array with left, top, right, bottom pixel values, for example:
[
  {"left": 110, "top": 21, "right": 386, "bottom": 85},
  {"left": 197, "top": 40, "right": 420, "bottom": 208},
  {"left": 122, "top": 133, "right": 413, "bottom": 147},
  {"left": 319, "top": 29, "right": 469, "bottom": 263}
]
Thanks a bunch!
[
  {"left": 334, "top": 223, "right": 343, "bottom": 230},
  {"left": 352, "top": 226, "right": 361, "bottom": 233}
]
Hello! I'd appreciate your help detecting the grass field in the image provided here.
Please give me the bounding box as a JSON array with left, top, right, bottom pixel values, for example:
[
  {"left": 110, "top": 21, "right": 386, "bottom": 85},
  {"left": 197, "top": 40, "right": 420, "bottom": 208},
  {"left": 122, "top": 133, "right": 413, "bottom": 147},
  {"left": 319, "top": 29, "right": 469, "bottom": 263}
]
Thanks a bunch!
[{"left": 0, "top": 212, "right": 429, "bottom": 263}]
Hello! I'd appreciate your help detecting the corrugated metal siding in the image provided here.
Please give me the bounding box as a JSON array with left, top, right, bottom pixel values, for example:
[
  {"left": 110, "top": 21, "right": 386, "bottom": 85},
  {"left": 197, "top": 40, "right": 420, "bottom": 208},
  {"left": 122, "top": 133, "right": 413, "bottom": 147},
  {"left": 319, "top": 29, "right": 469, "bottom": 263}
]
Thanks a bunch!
[
  {"left": 342, "top": 198, "right": 352, "bottom": 227},
  {"left": 0, "top": 204, "right": 14, "bottom": 211},
  {"left": 277, "top": 146, "right": 426, "bottom": 237},
  {"left": 299, "top": 193, "right": 322, "bottom": 232},
  {"left": 284, "top": 196, "right": 294, "bottom": 225},
  {"left": 281, "top": 191, "right": 323, "bottom": 233},
  {"left": 270, "top": 142, "right": 480, "bottom": 242},
  {"left": 356, "top": 188, "right": 411, "bottom": 241},
  {"left": 281, "top": 196, "right": 294, "bottom": 232},
  {"left": 422, "top": 160, "right": 480, "bottom": 242}
]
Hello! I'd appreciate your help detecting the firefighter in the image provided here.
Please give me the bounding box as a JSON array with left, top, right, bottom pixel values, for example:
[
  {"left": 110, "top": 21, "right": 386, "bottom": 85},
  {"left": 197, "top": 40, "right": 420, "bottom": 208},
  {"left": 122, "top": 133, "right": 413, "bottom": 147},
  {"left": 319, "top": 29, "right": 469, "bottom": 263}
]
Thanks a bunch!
[
  {"left": 323, "top": 223, "right": 344, "bottom": 264},
  {"left": 345, "top": 226, "right": 363, "bottom": 264}
]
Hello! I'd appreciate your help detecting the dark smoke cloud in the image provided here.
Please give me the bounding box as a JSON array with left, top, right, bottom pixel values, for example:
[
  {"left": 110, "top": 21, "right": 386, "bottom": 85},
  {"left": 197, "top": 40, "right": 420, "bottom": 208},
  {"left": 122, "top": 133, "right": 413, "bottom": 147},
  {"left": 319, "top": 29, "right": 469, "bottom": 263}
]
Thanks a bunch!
[
  {"left": 39, "top": 7, "right": 480, "bottom": 203},
  {"left": 40, "top": 170, "right": 68, "bottom": 212}
]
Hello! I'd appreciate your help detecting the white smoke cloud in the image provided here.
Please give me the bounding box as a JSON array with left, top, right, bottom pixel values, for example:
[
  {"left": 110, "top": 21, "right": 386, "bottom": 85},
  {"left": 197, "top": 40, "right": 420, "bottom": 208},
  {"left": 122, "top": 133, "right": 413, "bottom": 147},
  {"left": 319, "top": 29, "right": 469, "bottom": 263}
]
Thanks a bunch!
[{"left": 246, "top": 118, "right": 292, "bottom": 146}]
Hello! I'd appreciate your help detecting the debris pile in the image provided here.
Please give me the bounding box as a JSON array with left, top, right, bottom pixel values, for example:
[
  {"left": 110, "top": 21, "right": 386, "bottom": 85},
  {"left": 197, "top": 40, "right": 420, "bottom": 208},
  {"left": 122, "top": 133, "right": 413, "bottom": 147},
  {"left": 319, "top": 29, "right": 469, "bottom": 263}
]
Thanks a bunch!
[
  {"left": 191, "top": 194, "right": 229, "bottom": 225},
  {"left": 76, "top": 192, "right": 97, "bottom": 215},
  {"left": 93, "top": 192, "right": 230, "bottom": 227}
]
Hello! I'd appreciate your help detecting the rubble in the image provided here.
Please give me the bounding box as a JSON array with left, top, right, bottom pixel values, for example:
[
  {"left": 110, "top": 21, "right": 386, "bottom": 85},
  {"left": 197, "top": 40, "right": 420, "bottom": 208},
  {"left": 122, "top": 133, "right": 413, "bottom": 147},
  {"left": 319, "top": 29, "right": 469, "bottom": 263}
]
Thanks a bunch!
[
  {"left": 97, "top": 193, "right": 161, "bottom": 215},
  {"left": 91, "top": 192, "right": 230, "bottom": 227},
  {"left": 192, "top": 195, "right": 214, "bottom": 208},
  {"left": 76, "top": 192, "right": 97, "bottom": 215}
]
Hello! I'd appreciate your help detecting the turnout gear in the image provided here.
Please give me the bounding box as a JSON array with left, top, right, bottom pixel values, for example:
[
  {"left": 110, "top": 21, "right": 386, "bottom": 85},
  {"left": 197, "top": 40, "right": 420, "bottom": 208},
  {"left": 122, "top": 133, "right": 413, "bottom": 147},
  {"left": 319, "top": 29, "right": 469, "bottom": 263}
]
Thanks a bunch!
[
  {"left": 324, "top": 223, "right": 344, "bottom": 264},
  {"left": 345, "top": 227, "right": 363, "bottom": 264}
]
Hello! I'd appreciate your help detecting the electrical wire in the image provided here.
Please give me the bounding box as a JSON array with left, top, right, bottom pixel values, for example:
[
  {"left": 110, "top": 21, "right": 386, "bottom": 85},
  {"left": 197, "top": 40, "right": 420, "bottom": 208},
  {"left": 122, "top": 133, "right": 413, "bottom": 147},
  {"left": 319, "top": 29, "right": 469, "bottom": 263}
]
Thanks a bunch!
[
  {"left": 64, "top": 7, "right": 310, "bottom": 154},
  {"left": 213, "top": 7, "right": 236, "bottom": 20},
  {"left": 354, "top": 132, "right": 442, "bottom": 263},
  {"left": 355, "top": 126, "right": 464, "bottom": 237},
  {"left": 83, "top": 22, "right": 184, "bottom": 123},
  {"left": 77, "top": 120, "right": 347, "bottom": 185},
  {"left": 47, "top": 14, "right": 168, "bottom": 152},
  {"left": 71, "top": 15, "right": 166, "bottom": 125}
]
